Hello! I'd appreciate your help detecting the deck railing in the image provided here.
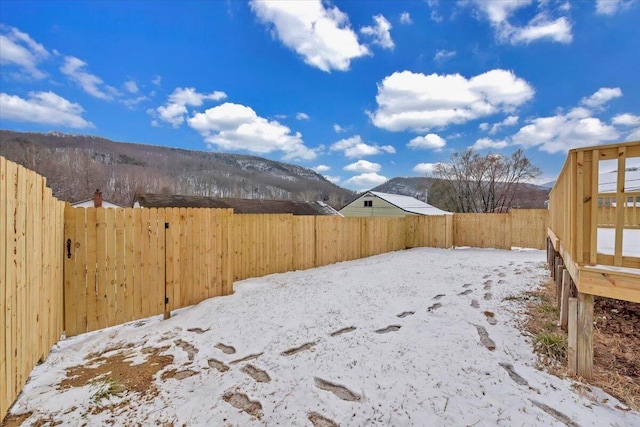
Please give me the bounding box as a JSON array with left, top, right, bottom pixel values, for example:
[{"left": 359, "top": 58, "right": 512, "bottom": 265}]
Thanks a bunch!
[
  {"left": 549, "top": 140, "right": 640, "bottom": 275},
  {"left": 547, "top": 140, "right": 640, "bottom": 379}
]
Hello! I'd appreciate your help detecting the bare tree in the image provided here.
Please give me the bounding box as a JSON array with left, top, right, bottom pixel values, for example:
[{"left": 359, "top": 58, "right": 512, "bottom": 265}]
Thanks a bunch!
[{"left": 434, "top": 148, "right": 541, "bottom": 213}]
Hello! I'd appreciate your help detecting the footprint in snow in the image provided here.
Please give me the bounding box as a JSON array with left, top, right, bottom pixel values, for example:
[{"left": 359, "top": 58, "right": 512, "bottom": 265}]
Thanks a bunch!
[
  {"left": 433, "top": 294, "right": 446, "bottom": 300},
  {"left": 458, "top": 289, "right": 473, "bottom": 296},
  {"left": 242, "top": 364, "right": 271, "bottom": 383},
  {"left": 499, "top": 362, "right": 528, "bottom": 387},
  {"left": 428, "top": 303, "right": 442, "bottom": 312},
  {"left": 230, "top": 353, "right": 263, "bottom": 365},
  {"left": 308, "top": 412, "right": 339, "bottom": 427},
  {"left": 208, "top": 358, "right": 229, "bottom": 373},
  {"left": 215, "top": 343, "right": 236, "bottom": 354},
  {"left": 484, "top": 311, "right": 498, "bottom": 325},
  {"left": 375, "top": 325, "right": 401, "bottom": 333},
  {"left": 314, "top": 378, "right": 361, "bottom": 402},
  {"left": 462, "top": 283, "right": 472, "bottom": 288},
  {"left": 329, "top": 326, "right": 356, "bottom": 337},
  {"left": 282, "top": 342, "right": 316, "bottom": 356},
  {"left": 474, "top": 325, "right": 496, "bottom": 351},
  {"left": 223, "top": 391, "right": 263, "bottom": 419},
  {"left": 397, "top": 311, "right": 415, "bottom": 318},
  {"left": 484, "top": 293, "right": 493, "bottom": 300},
  {"left": 470, "top": 299, "right": 480, "bottom": 309}
]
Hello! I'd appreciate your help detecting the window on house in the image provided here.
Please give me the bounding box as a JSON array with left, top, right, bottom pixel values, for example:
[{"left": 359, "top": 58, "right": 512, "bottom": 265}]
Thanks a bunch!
[{"left": 364, "top": 200, "right": 373, "bottom": 207}]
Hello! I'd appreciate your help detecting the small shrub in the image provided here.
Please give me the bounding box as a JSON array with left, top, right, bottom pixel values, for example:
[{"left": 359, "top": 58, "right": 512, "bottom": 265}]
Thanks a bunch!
[
  {"left": 533, "top": 332, "right": 567, "bottom": 361},
  {"left": 90, "top": 377, "right": 124, "bottom": 403}
]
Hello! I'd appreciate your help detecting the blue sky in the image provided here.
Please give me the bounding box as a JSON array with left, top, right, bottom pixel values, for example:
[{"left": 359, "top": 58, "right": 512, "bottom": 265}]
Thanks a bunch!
[{"left": 1, "top": 0, "right": 639, "bottom": 190}]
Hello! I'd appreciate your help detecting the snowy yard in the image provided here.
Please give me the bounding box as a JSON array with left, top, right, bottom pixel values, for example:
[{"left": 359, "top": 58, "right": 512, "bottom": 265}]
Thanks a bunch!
[{"left": 7, "top": 247, "right": 639, "bottom": 426}]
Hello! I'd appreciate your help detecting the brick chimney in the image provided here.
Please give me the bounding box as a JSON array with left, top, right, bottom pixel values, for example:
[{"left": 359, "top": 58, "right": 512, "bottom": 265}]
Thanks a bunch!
[{"left": 93, "top": 189, "right": 103, "bottom": 208}]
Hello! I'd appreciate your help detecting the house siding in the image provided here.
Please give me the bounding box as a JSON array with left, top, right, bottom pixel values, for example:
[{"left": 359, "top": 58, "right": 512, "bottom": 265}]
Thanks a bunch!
[{"left": 340, "top": 195, "right": 411, "bottom": 217}]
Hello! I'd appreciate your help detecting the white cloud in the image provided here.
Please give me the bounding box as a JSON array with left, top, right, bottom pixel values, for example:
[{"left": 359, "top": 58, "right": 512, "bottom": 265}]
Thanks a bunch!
[
  {"left": 330, "top": 135, "right": 395, "bottom": 158},
  {"left": 486, "top": 115, "right": 519, "bottom": 134},
  {"left": 296, "top": 112, "right": 310, "bottom": 120},
  {"left": 434, "top": 49, "right": 456, "bottom": 63},
  {"left": 0, "top": 25, "right": 50, "bottom": 79},
  {"left": 510, "top": 15, "right": 573, "bottom": 44},
  {"left": 360, "top": 14, "right": 394, "bottom": 50},
  {"left": 479, "top": 122, "right": 490, "bottom": 131},
  {"left": 333, "top": 123, "right": 346, "bottom": 133},
  {"left": 249, "top": 0, "right": 369, "bottom": 72},
  {"left": 187, "top": 102, "right": 317, "bottom": 160},
  {"left": 124, "top": 80, "right": 139, "bottom": 94},
  {"left": 152, "top": 75, "right": 162, "bottom": 86},
  {"left": 413, "top": 162, "right": 440, "bottom": 175},
  {"left": 427, "top": 0, "right": 443, "bottom": 22},
  {"left": 626, "top": 128, "right": 640, "bottom": 141},
  {"left": 400, "top": 12, "right": 413, "bottom": 25},
  {"left": 580, "top": 87, "right": 622, "bottom": 108},
  {"left": 0, "top": 91, "right": 92, "bottom": 128},
  {"left": 343, "top": 160, "right": 382, "bottom": 173},
  {"left": 407, "top": 133, "right": 447, "bottom": 150},
  {"left": 596, "top": 0, "right": 635, "bottom": 15},
  {"left": 60, "top": 56, "right": 119, "bottom": 100},
  {"left": 512, "top": 109, "right": 619, "bottom": 153},
  {"left": 120, "top": 95, "right": 148, "bottom": 109},
  {"left": 156, "top": 87, "right": 227, "bottom": 127},
  {"left": 472, "top": 137, "right": 509, "bottom": 150},
  {"left": 314, "top": 164, "right": 331, "bottom": 172},
  {"left": 370, "top": 69, "right": 534, "bottom": 132},
  {"left": 470, "top": 1, "right": 573, "bottom": 45},
  {"left": 343, "top": 172, "right": 388, "bottom": 189},
  {"left": 612, "top": 113, "right": 640, "bottom": 126}
]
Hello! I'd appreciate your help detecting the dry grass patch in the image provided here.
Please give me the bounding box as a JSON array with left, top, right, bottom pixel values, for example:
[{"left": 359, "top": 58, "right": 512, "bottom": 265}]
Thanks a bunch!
[{"left": 523, "top": 279, "right": 640, "bottom": 411}]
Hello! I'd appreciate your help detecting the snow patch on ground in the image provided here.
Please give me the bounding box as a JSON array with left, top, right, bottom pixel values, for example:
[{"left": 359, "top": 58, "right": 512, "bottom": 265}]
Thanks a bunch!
[{"left": 8, "top": 247, "right": 640, "bottom": 426}]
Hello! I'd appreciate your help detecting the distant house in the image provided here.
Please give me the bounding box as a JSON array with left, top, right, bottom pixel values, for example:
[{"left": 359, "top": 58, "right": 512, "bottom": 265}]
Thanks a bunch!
[
  {"left": 340, "top": 191, "right": 451, "bottom": 217},
  {"left": 71, "top": 190, "right": 121, "bottom": 208},
  {"left": 132, "top": 193, "right": 342, "bottom": 216}
]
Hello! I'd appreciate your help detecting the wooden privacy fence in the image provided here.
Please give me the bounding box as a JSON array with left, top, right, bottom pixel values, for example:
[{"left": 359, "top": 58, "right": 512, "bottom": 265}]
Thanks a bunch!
[
  {"left": 64, "top": 206, "right": 234, "bottom": 337},
  {"left": 1, "top": 157, "right": 65, "bottom": 420},
  {"left": 453, "top": 209, "right": 549, "bottom": 250},
  {"left": 2, "top": 155, "right": 551, "bottom": 421}
]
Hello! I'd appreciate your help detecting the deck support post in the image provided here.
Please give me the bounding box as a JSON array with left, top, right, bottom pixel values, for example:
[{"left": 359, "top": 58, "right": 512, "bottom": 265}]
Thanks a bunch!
[
  {"left": 576, "top": 292, "right": 594, "bottom": 380},
  {"left": 559, "top": 269, "right": 572, "bottom": 330},
  {"left": 567, "top": 297, "right": 578, "bottom": 372},
  {"left": 555, "top": 258, "right": 564, "bottom": 309}
]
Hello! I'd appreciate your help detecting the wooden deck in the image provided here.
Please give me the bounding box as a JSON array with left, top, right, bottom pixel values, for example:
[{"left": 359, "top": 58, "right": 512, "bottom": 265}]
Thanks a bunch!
[{"left": 547, "top": 140, "right": 640, "bottom": 378}]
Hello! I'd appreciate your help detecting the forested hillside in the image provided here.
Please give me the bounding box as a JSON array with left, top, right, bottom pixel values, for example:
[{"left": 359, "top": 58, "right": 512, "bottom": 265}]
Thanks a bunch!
[{"left": 0, "top": 130, "right": 354, "bottom": 207}]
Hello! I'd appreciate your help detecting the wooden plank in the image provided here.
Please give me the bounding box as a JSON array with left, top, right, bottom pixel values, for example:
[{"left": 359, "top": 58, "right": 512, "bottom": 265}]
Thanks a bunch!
[
  {"left": 74, "top": 207, "right": 88, "bottom": 334},
  {"left": 84, "top": 208, "right": 98, "bottom": 333},
  {"left": 577, "top": 293, "right": 594, "bottom": 379},
  {"left": 4, "top": 160, "right": 17, "bottom": 411},
  {"left": 164, "top": 208, "right": 175, "bottom": 315},
  {"left": 14, "top": 165, "right": 26, "bottom": 394},
  {"left": 133, "top": 208, "right": 143, "bottom": 320},
  {"left": 614, "top": 146, "right": 626, "bottom": 266},
  {"left": 140, "top": 208, "right": 151, "bottom": 317},
  {"left": 63, "top": 206, "right": 77, "bottom": 336},
  {"left": 222, "top": 209, "right": 233, "bottom": 296},
  {"left": 0, "top": 156, "right": 7, "bottom": 419},
  {"left": 560, "top": 269, "right": 571, "bottom": 330},
  {"left": 578, "top": 267, "right": 640, "bottom": 303},
  {"left": 95, "top": 208, "right": 108, "bottom": 330},
  {"left": 124, "top": 208, "right": 135, "bottom": 322},
  {"left": 104, "top": 208, "right": 117, "bottom": 327},
  {"left": 567, "top": 297, "right": 578, "bottom": 373},
  {"left": 147, "top": 208, "right": 159, "bottom": 316},
  {"left": 155, "top": 208, "right": 166, "bottom": 315},
  {"left": 590, "top": 150, "right": 599, "bottom": 264},
  {"left": 576, "top": 151, "right": 585, "bottom": 263},
  {"left": 115, "top": 209, "right": 126, "bottom": 326}
]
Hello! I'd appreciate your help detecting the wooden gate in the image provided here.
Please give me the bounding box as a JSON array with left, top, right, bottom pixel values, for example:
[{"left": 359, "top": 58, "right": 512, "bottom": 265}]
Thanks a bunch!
[{"left": 63, "top": 206, "right": 233, "bottom": 337}]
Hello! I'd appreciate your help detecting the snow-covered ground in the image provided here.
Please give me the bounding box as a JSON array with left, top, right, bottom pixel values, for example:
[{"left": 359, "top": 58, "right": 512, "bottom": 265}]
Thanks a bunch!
[{"left": 8, "top": 247, "right": 639, "bottom": 426}]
